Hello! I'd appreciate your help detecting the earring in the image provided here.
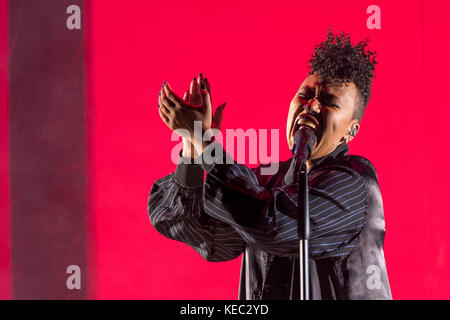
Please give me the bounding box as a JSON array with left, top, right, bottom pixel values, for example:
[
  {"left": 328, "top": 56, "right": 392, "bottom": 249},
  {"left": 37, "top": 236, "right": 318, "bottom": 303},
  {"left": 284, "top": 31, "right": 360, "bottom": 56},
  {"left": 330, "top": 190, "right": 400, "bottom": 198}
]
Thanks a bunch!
[{"left": 349, "top": 124, "right": 358, "bottom": 137}]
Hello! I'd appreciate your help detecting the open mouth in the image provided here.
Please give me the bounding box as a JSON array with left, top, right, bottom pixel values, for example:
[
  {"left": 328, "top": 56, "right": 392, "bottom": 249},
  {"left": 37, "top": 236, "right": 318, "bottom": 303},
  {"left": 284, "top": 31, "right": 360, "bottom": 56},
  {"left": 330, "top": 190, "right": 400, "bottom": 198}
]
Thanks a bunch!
[
  {"left": 289, "top": 113, "right": 322, "bottom": 152},
  {"left": 291, "top": 113, "right": 320, "bottom": 138}
]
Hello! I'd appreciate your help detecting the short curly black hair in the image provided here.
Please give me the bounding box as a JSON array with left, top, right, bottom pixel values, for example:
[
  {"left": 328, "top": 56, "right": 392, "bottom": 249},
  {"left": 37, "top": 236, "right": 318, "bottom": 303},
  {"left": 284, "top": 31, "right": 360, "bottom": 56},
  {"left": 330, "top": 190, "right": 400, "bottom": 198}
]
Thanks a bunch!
[{"left": 308, "top": 27, "right": 377, "bottom": 121}]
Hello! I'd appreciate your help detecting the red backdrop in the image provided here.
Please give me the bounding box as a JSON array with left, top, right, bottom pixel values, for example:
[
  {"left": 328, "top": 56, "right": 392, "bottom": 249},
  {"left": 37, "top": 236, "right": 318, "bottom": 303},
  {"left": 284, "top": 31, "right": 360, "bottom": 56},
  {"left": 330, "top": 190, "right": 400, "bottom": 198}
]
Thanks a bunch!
[{"left": 1, "top": 0, "right": 450, "bottom": 299}]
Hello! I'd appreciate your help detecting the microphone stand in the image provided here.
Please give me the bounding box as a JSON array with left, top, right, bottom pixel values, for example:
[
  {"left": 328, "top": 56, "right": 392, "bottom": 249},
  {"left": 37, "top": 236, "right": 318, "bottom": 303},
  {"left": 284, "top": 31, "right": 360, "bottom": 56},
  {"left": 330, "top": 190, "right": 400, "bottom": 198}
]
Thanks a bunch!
[
  {"left": 294, "top": 157, "right": 310, "bottom": 300},
  {"left": 292, "top": 125, "right": 315, "bottom": 300}
]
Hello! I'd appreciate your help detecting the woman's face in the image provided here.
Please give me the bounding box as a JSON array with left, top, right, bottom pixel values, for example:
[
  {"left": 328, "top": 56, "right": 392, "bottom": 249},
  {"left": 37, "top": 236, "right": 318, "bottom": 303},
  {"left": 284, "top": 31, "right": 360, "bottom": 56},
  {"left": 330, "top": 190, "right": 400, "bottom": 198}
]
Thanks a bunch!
[{"left": 286, "top": 73, "right": 360, "bottom": 160}]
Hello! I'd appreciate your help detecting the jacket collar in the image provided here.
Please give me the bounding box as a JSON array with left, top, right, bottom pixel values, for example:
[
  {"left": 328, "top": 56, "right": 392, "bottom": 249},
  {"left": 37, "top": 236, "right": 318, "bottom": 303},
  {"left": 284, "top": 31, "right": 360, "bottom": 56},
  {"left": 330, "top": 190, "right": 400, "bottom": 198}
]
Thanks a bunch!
[{"left": 283, "top": 142, "right": 349, "bottom": 185}]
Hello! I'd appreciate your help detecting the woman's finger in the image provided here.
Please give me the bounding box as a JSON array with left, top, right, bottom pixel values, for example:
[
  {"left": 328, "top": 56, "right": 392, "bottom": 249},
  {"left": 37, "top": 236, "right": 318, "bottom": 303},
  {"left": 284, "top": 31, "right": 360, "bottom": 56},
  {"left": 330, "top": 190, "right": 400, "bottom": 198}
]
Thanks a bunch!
[
  {"left": 189, "top": 77, "right": 200, "bottom": 105},
  {"left": 183, "top": 89, "right": 190, "bottom": 103},
  {"left": 204, "top": 78, "right": 211, "bottom": 96},
  {"left": 158, "top": 107, "right": 170, "bottom": 124},
  {"left": 160, "top": 84, "right": 175, "bottom": 108},
  {"left": 200, "top": 86, "right": 212, "bottom": 110},
  {"left": 159, "top": 95, "right": 173, "bottom": 116},
  {"left": 198, "top": 73, "right": 205, "bottom": 90},
  {"left": 163, "top": 82, "right": 183, "bottom": 108},
  {"left": 212, "top": 102, "right": 226, "bottom": 130}
]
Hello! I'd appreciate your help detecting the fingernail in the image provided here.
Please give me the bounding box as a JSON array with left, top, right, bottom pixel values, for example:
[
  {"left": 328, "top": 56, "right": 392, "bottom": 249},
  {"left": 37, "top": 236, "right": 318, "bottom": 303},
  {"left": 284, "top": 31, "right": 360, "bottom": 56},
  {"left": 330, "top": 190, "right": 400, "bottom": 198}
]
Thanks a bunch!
[
  {"left": 193, "top": 77, "right": 196, "bottom": 81},
  {"left": 158, "top": 103, "right": 160, "bottom": 108},
  {"left": 199, "top": 73, "right": 203, "bottom": 77},
  {"left": 161, "top": 80, "right": 166, "bottom": 88},
  {"left": 159, "top": 89, "right": 161, "bottom": 97},
  {"left": 223, "top": 102, "right": 226, "bottom": 109}
]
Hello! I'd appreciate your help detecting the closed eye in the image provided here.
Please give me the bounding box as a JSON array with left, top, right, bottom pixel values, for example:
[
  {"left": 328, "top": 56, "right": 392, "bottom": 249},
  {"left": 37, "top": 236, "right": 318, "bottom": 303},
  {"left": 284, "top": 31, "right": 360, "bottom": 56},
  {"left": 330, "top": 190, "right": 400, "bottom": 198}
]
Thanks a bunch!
[
  {"left": 319, "top": 98, "right": 340, "bottom": 108},
  {"left": 298, "top": 92, "right": 340, "bottom": 108},
  {"left": 297, "top": 91, "right": 314, "bottom": 99},
  {"left": 319, "top": 94, "right": 341, "bottom": 108}
]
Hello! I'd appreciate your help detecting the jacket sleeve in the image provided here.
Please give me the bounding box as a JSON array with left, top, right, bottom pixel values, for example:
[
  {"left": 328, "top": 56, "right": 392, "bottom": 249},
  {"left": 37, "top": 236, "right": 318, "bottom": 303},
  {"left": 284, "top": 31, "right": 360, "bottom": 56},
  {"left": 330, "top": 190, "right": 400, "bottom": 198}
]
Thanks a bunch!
[
  {"left": 200, "top": 142, "right": 367, "bottom": 259},
  {"left": 148, "top": 157, "right": 245, "bottom": 262}
]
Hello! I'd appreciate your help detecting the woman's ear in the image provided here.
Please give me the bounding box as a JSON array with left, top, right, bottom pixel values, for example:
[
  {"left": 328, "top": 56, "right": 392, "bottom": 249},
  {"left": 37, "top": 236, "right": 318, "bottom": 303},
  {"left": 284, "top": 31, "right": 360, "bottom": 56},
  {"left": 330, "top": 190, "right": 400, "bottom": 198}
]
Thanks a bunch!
[{"left": 343, "top": 121, "right": 360, "bottom": 143}]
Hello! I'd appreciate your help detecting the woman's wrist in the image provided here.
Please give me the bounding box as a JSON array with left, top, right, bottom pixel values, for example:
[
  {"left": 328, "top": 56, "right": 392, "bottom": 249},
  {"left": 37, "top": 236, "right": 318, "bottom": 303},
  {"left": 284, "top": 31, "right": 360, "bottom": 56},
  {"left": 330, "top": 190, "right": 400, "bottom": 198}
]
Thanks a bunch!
[{"left": 181, "top": 138, "right": 198, "bottom": 159}]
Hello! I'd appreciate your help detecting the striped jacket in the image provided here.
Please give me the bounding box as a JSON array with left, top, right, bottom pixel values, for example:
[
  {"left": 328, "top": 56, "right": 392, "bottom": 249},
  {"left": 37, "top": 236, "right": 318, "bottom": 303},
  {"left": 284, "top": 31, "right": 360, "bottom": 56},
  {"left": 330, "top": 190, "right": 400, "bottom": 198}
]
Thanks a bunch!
[{"left": 148, "top": 142, "right": 392, "bottom": 299}]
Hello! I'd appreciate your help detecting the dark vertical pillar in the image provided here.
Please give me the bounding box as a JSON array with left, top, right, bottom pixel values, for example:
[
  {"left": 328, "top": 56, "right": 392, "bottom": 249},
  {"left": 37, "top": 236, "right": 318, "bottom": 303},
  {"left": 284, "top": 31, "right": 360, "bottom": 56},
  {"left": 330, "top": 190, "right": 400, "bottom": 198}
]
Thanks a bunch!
[
  {"left": 9, "top": 0, "right": 87, "bottom": 299},
  {"left": 0, "top": 0, "right": 11, "bottom": 300}
]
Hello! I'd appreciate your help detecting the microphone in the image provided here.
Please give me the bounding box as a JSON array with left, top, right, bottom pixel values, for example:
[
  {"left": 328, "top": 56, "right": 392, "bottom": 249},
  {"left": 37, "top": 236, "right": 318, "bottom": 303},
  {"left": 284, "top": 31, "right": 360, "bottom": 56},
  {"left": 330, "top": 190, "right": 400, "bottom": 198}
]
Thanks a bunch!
[{"left": 292, "top": 126, "right": 316, "bottom": 162}]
